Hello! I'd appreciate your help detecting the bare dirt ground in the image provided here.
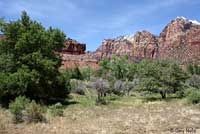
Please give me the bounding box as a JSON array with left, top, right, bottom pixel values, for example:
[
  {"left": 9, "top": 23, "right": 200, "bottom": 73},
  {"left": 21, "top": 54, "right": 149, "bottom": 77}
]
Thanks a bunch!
[{"left": 0, "top": 100, "right": 200, "bottom": 134}]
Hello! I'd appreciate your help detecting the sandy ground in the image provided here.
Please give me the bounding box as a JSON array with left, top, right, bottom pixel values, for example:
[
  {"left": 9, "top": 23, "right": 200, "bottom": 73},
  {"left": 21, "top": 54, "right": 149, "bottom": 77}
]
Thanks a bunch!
[{"left": 0, "top": 100, "right": 200, "bottom": 134}]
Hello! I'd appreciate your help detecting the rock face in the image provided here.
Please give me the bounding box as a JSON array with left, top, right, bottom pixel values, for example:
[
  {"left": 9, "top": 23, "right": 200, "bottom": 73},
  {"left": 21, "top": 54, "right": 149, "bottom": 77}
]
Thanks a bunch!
[
  {"left": 1, "top": 17, "right": 199, "bottom": 69},
  {"left": 92, "top": 17, "right": 200, "bottom": 64},
  {"left": 61, "top": 54, "right": 98, "bottom": 69},
  {"left": 60, "top": 39, "right": 98, "bottom": 69},
  {"left": 132, "top": 31, "right": 159, "bottom": 59},
  {"left": 159, "top": 16, "right": 200, "bottom": 64},
  {"left": 93, "top": 31, "right": 159, "bottom": 60},
  {"left": 59, "top": 38, "right": 86, "bottom": 55},
  {"left": 94, "top": 38, "right": 133, "bottom": 60}
]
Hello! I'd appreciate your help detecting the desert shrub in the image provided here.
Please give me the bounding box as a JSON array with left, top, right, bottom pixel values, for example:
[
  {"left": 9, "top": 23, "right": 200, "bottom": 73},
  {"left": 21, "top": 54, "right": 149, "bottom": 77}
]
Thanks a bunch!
[
  {"left": 187, "top": 75, "right": 200, "bottom": 89},
  {"left": 113, "top": 80, "right": 125, "bottom": 95},
  {"left": 9, "top": 96, "right": 45, "bottom": 123},
  {"left": 92, "top": 78, "right": 109, "bottom": 104},
  {"left": 80, "top": 67, "right": 94, "bottom": 81},
  {"left": 124, "top": 79, "right": 139, "bottom": 95},
  {"left": 186, "top": 89, "right": 200, "bottom": 104},
  {"left": 48, "top": 102, "right": 64, "bottom": 117},
  {"left": 112, "top": 79, "right": 137, "bottom": 96},
  {"left": 23, "top": 101, "right": 46, "bottom": 123},
  {"left": 70, "top": 79, "right": 86, "bottom": 95},
  {"left": 9, "top": 96, "right": 30, "bottom": 123}
]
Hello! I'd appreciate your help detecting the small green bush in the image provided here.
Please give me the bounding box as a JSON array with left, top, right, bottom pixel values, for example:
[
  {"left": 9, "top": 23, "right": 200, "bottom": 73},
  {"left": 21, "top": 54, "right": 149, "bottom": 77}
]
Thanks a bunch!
[
  {"left": 24, "top": 101, "right": 46, "bottom": 123},
  {"left": 48, "top": 103, "right": 64, "bottom": 117},
  {"left": 9, "top": 96, "right": 46, "bottom": 123},
  {"left": 186, "top": 89, "right": 200, "bottom": 104},
  {"left": 9, "top": 96, "right": 30, "bottom": 123}
]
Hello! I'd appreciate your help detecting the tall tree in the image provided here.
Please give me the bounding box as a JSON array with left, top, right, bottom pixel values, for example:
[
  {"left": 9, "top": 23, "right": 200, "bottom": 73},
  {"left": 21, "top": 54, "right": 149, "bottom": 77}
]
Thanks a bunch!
[{"left": 0, "top": 11, "right": 70, "bottom": 104}]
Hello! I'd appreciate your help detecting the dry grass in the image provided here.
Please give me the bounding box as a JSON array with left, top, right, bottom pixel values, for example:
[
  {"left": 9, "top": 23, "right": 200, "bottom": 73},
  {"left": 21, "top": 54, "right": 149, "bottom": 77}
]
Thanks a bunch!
[{"left": 0, "top": 97, "right": 200, "bottom": 134}]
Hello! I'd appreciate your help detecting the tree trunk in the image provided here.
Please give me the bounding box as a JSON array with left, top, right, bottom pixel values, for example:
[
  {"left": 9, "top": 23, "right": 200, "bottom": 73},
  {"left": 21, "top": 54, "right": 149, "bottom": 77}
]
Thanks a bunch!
[{"left": 160, "top": 91, "right": 166, "bottom": 99}]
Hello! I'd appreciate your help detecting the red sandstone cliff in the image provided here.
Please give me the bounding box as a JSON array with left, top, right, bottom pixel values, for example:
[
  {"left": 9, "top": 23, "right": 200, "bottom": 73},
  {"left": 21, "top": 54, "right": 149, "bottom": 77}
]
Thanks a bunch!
[
  {"left": 94, "top": 38, "right": 133, "bottom": 59},
  {"left": 159, "top": 16, "right": 200, "bottom": 64},
  {"left": 60, "top": 39, "right": 98, "bottom": 69},
  {"left": 92, "top": 17, "right": 200, "bottom": 64},
  {"left": 93, "top": 31, "right": 159, "bottom": 60},
  {"left": 59, "top": 38, "right": 86, "bottom": 55},
  {"left": 60, "top": 16, "right": 200, "bottom": 69}
]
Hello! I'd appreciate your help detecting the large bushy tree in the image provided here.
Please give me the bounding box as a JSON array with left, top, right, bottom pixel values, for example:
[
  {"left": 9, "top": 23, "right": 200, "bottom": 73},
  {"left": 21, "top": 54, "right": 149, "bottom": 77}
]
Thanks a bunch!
[
  {"left": 0, "top": 11, "right": 70, "bottom": 104},
  {"left": 138, "top": 60, "right": 188, "bottom": 99}
]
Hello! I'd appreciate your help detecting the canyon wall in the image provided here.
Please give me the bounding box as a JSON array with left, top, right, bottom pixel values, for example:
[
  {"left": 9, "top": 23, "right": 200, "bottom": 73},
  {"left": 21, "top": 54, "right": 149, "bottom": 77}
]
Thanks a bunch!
[
  {"left": 91, "top": 16, "right": 200, "bottom": 65},
  {"left": 61, "top": 16, "right": 200, "bottom": 69}
]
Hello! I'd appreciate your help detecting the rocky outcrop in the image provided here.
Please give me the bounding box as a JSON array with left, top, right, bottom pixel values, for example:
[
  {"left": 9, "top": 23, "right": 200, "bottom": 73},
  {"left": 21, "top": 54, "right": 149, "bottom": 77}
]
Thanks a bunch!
[
  {"left": 92, "top": 17, "right": 200, "bottom": 64},
  {"left": 59, "top": 38, "right": 86, "bottom": 55},
  {"left": 94, "top": 38, "right": 133, "bottom": 60},
  {"left": 159, "top": 16, "right": 200, "bottom": 64},
  {"left": 60, "top": 39, "right": 98, "bottom": 69},
  {"left": 132, "top": 31, "right": 159, "bottom": 59},
  {"left": 60, "top": 16, "right": 200, "bottom": 69},
  {"left": 93, "top": 31, "right": 159, "bottom": 60},
  {"left": 61, "top": 54, "right": 98, "bottom": 69}
]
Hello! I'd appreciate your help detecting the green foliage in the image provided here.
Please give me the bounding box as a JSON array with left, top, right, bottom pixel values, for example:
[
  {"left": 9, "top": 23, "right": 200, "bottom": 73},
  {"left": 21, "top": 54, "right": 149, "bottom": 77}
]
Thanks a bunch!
[
  {"left": 98, "top": 55, "right": 138, "bottom": 81},
  {"left": 126, "top": 63, "right": 138, "bottom": 80},
  {"left": 48, "top": 103, "right": 64, "bottom": 117},
  {"left": 137, "top": 60, "right": 188, "bottom": 99},
  {"left": 24, "top": 101, "right": 45, "bottom": 123},
  {"left": 98, "top": 57, "right": 188, "bottom": 99},
  {"left": 80, "top": 66, "right": 94, "bottom": 81},
  {"left": 187, "top": 64, "right": 200, "bottom": 75},
  {"left": 72, "top": 66, "right": 84, "bottom": 80},
  {"left": 97, "top": 58, "right": 110, "bottom": 77},
  {"left": 62, "top": 66, "right": 84, "bottom": 80},
  {"left": 109, "top": 55, "right": 129, "bottom": 80},
  {"left": 186, "top": 89, "right": 200, "bottom": 104},
  {"left": 9, "top": 96, "right": 45, "bottom": 123},
  {"left": 0, "top": 11, "right": 69, "bottom": 104},
  {"left": 9, "top": 96, "right": 30, "bottom": 123}
]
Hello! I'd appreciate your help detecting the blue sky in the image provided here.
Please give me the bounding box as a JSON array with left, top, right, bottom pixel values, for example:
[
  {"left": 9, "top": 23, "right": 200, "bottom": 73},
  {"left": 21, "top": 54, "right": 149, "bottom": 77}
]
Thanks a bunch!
[{"left": 0, "top": 0, "right": 200, "bottom": 51}]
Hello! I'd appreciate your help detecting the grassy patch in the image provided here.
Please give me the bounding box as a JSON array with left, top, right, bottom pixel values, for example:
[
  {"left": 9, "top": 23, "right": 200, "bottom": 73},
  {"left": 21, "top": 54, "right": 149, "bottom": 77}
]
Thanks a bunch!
[{"left": 69, "top": 93, "right": 96, "bottom": 107}]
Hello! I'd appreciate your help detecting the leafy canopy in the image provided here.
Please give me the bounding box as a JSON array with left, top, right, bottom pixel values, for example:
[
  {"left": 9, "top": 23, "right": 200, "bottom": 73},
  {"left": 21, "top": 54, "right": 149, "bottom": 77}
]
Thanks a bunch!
[{"left": 0, "top": 11, "right": 69, "bottom": 104}]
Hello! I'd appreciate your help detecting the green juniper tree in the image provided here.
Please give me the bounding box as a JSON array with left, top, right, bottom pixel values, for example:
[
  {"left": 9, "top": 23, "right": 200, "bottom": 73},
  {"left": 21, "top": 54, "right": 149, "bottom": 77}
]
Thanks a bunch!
[{"left": 0, "top": 11, "right": 70, "bottom": 105}]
